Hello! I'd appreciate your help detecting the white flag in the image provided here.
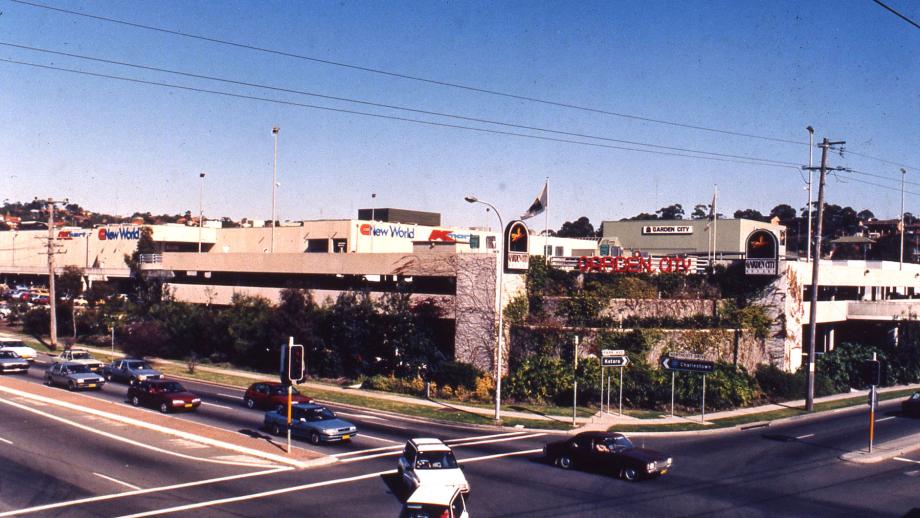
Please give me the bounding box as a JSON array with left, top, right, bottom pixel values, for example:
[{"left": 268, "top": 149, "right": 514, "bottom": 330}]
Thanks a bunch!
[{"left": 521, "top": 182, "right": 548, "bottom": 220}]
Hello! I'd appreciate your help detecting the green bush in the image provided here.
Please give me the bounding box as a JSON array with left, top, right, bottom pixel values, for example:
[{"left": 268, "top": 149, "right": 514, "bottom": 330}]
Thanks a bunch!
[
  {"left": 505, "top": 356, "right": 572, "bottom": 404},
  {"left": 21, "top": 307, "right": 50, "bottom": 337},
  {"left": 433, "top": 361, "right": 482, "bottom": 391}
]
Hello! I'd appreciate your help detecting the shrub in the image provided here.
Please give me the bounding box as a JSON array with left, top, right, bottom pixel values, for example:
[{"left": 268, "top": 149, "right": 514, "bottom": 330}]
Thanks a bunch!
[
  {"left": 505, "top": 356, "right": 572, "bottom": 404},
  {"left": 433, "top": 361, "right": 481, "bottom": 391},
  {"left": 21, "top": 307, "right": 50, "bottom": 337}
]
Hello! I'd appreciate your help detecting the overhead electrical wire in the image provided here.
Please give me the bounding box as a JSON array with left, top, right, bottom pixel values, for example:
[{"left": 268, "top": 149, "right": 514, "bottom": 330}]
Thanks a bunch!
[
  {"left": 0, "top": 41, "right": 800, "bottom": 168},
  {"left": 844, "top": 150, "right": 919, "bottom": 172},
  {"left": 0, "top": 56, "right": 809, "bottom": 171}
]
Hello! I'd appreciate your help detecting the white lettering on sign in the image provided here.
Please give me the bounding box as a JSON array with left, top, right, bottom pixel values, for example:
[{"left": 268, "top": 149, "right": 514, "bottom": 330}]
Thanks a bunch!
[
  {"left": 745, "top": 259, "right": 778, "bottom": 275},
  {"left": 602, "top": 349, "right": 626, "bottom": 357},
  {"left": 642, "top": 225, "right": 693, "bottom": 235}
]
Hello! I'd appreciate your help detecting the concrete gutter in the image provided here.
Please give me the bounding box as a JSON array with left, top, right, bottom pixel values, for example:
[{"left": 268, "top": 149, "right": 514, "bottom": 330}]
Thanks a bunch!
[
  {"left": 0, "top": 384, "right": 331, "bottom": 469},
  {"left": 839, "top": 433, "right": 920, "bottom": 464}
]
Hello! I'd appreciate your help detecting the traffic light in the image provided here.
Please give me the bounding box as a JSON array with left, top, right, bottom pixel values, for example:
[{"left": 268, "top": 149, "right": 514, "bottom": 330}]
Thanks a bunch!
[
  {"left": 279, "top": 343, "right": 305, "bottom": 384},
  {"left": 861, "top": 359, "right": 881, "bottom": 387}
]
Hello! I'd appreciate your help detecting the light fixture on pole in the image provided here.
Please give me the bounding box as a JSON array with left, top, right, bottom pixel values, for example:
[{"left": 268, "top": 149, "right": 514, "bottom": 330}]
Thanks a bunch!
[
  {"left": 806, "top": 126, "right": 815, "bottom": 261},
  {"left": 271, "top": 126, "right": 280, "bottom": 253},
  {"left": 198, "top": 172, "right": 206, "bottom": 254},
  {"left": 464, "top": 195, "right": 504, "bottom": 421}
]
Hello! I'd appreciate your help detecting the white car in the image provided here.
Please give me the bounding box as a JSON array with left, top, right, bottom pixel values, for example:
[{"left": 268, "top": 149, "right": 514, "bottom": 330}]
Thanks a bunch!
[
  {"left": 401, "top": 484, "right": 469, "bottom": 518},
  {"left": 0, "top": 338, "right": 38, "bottom": 363},
  {"left": 52, "top": 348, "right": 104, "bottom": 372},
  {"left": 397, "top": 438, "right": 470, "bottom": 496}
]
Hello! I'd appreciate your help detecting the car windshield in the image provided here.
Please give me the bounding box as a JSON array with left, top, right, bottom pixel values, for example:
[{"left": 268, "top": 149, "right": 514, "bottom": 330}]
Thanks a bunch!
[
  {"left": 66, "top": 365, "right": 90, "bottom": 374},
  {"left": 271, "top": 386, "right": 300, "bottom": 396},
  {"left": 127, "top": 361, "right": 152, "bottom": 370},
  {"left": 304, "top": 407, "right": 336, "bottom": 421},
  {"left": 157, "top": 382, "right": 185, "bottom": 393},
  {"left": 71, "top": 352, "right": 91, "bottom": 359},
  {"left": 1, "top": 341, "right": 26, "bottom": 347},
  {"left": 415, "top": 450, "right": 459, "bottom": 470},
  {"left": 601, "top": 435, "right": 635, "bottom": 450},
  {"left": 0, "top": 351, "right": 18, "bottom": 358}
]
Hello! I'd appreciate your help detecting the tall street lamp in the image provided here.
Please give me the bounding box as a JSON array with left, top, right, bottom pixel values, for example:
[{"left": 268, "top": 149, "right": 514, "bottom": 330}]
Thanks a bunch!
[
  {"left": 901, "top": 168, "right": 907, "bottom": 270},
  {"left": 198, "top": 172, "right": 206, "bottom": 253},
  {"left": 806, "top": 125, "right": 815, "bottom": 261},
  {"left": 464, "top": 195, "right": 504, "bottom": 421},
  {"left": 271, "top": 126, "right": 280, "bottom": 253}
]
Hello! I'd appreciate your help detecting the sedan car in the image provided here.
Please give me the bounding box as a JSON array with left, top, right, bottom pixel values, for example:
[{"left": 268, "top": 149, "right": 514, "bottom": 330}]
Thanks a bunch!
[
  {"left": 401, "top": 484, "right": 469, "bottom": 518},
  {"left": 52, "top": 348, "right": 104, "bottom": 372},
  {"left": 264, "top": 403, "right": 357, "bottom": 445},
  {"left": 902, "top": 392, "right": 920, "bottom": 417},
  {"left": 44, "top": 362, "right": 105, "bottom": 391},
  {"left": 103, "top": 358, "right": 163, "bottom": 384},
  {"left": 0, "top": 338, "right": 38, "bottom": 363},
  {"left": 244, "top": 381, "right": 313, "bottom": 410},
  {"left": 0, "top": 350, "right": 30, "bottom": 373},
  {"left": 398, "top": 438, "right": 470, "bottom": 496},
  {"left": 127, "top": 380, "right": 201, "bottom": 413},
  {"left": 544, "top": 431, "right": 672, "bottom": 481}
]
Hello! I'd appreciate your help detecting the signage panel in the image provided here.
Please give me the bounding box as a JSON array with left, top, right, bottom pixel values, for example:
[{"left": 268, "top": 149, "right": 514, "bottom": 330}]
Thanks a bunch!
[
  {"left": 745, "top": 229, "right": 779, "bottom": 276},
  {"left": 642, "top": 225, "right": 693, "bottom": 235},
  {"left": 602, "top": 356, "right": 629, "bottom": 367},
  {"left": 602, "top": 349, "right": 625, "bottom": 357},
  {"left": 660, "top": 355, "right": 715, "bottom": 373},
  {"left": 504, "top": 220, "right": 530, "bottom": 272}
]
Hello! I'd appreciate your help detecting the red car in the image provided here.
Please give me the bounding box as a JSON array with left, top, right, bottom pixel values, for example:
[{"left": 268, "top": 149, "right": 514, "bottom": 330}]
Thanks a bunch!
[
  {"left": 127, "top": 379, "right": 201, "bottom": 413},
  {"left": 244, "top": 382, "right": 312, "bottom": 410}
]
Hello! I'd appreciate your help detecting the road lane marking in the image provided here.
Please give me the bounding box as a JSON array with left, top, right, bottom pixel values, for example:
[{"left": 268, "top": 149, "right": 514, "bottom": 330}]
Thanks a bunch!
[
  {"left": 93, "top": 473, "right": 141, "bottom": 491},
  {"left": 0, "top": 395, "right": 281, "bottom": 468},
  {"left": 334, "top": 411, "right": 385, "bottom": 421},
  {"left": 338, "top": 433, "right": 546, "bottom": 463},
  {"left": 357, "top": 433, "right": 401, "bottom": 444},
  {"left": 116, "top": 468, "right": 398, "bottom": 518},
  {"left": 894, "top": 457, "right": 920, "bottom": 464},
  {"left": 450, "top": 433, "right": 546, "bottom": 448},
  {"left": 217, "top": 393, "right": 241, "bottom": 398},
  {"left": 0, "top": 437, "right": 12, "bottom": 445},
  {"left": 333, "top": 430, "right": 533, "bottom": 458},
  {"left": 446, "top": 431, "right": 530, "bottom": 444},
  {"left": 0, "top": 467, "right": 289, "bottom": 517},
  {"left": 458, "top": 447, "right": 544, "bottom": 464},
  {"left": 796, "top": 434, "right": 815, "bottom": 439},
  {"left": 877, "top": 416, "right": 896, "bottom": 422},
  {"left": 332, "top": 444, "right": 403, "bottom": 458},
  {"left": 201, "top": 402, "right": 233, "bottom": 410}
]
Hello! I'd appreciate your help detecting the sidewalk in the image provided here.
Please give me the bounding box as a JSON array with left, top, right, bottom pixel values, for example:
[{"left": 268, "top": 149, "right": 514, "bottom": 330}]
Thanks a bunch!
[{"left": 75, "top": 343, "right": 920, "bottom": 433}]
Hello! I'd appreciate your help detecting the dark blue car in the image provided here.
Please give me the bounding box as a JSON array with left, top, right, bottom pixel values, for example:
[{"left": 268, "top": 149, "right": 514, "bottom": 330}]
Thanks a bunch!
[{"left": 264, "top": 403, "right": 357, "bottom": 445}]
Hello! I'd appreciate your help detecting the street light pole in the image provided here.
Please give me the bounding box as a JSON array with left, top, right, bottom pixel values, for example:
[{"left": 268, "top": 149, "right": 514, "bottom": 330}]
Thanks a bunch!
[
  {"left": 271, "top": 126, "right": 280, "bottom": 253},
  {"left": 900, "top": 168, "right": 906, "bottom": 270},
  {"left": 806, "top": 126, "right": 815, "bottom": 261},
  {"left": 464, "top": 195, "right": 504, "bottom": 421},
  {"left": 198, "top": 172, "right": 206, "bottom": 253}
]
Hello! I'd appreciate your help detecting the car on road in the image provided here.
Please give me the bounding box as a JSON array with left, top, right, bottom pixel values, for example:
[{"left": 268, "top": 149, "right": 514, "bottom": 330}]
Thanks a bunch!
[
  {"left": 0, "top": 304, "right": 12, "bottom": 319},
  {"left": 397, "top": 438, "right": 470, "bottom": 497},
  {"left": 52, "top": 348, "right": 104, "bottom": 372},
  {"left": 544, "top": 431, "right": 672, "bottom": 481},
  {"left": 103, "top": 358, "right": 163, "bottom": 384},
  {"left": 0, "top": 350, "right": 30, "bottom": 373},
  {"left": 264, "top": 403, "right": 357, "bottom": 445},
  {"left": 243, "top": 381, "right": 313, "bottom": 410},
  {"left": 43, "top": 361, "right": 106, "bottom": 391},
  {"left": 902, "top": 392, "right": 920, "bottom": 417},
  {"left": 0, "top": 338, "right": 38, "bottom": 363},
  {"left": 127, "top": 379, "right": 201, "bottom": 413},
  {"left": 401, "top": 484, "right": 469, "bottom": 518}
]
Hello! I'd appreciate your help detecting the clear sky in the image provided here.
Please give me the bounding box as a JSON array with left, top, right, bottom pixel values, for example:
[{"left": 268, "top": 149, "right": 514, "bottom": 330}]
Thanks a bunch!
[{"left": 0, "top": 0, "right": 917, "bottom": 230}]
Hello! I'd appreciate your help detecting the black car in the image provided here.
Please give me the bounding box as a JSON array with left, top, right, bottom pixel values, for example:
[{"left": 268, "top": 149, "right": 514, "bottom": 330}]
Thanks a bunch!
[
  {"left": 902, "top": 392, "right": 920, "bottom": 417},
  {"left": 544, "top": 431, "right": 672, "bottom": 481}
]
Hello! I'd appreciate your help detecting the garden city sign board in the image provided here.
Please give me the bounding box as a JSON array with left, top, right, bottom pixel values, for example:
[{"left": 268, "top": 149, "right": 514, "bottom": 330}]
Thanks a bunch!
[
  {"left": 745, "top": 229, "right": 779, "bottom": 276},
  {"left": 642, "top": 225, "right": 693, "bottom": 235},
  {"left": 578, "top": 252, "right": 694, "bottom": 274}
]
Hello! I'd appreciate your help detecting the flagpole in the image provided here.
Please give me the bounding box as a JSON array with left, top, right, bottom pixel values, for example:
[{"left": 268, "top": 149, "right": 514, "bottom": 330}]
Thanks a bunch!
[
  {"left": 544, "top": 177, "right": 549, "bottom": 258},
  {"left": 713, "top": 185, "right": 718, "bottom": 262}
]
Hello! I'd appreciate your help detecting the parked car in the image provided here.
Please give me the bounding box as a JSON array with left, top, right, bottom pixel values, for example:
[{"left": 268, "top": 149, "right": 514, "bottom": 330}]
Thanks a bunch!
[
  {"left": 0, "top": 304, "right": 12, "bottom": 318},
  {"left": 264, "top": 403, "right": 357, "bottom": 445},
  {"left": 244, "top": 382, "right": 313, "bottom": 410},
  {"left": 0, "top": 350, "right": 30, "bottom": 373},
  {"left": 103, "top": 358, "right": 163, "bottom": 384},
  {"left": 401, "top": 484, "right": 469, "bottom": 518},
  {"left": 544, "top": 431, "right": 672, "bottom": 481},
  {"left": 32, "top": 295, "right": 50, "bottom": 305},
  {"left": 127, "top": 380, "right": 201, "bottom": 413},
  {"left": 398, "top": 438, "right": 470, "bottom": 496},
  {"left": 52, "top": 348, "right": 104, "bottom": 372},
  {"left": 44, "top": 362, "right": 105, "bottom": 391},
  {"left": 0, "top": 338, "right": 38, "bottom": 363},
  {"left": 902, "top": 392, "right": 920, "bottom": 417}
]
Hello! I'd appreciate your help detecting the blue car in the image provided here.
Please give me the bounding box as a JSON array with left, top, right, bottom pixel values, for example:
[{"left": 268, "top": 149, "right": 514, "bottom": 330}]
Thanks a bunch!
[{"left": 264, "top": 403, "right": 358, "bottom": 445}]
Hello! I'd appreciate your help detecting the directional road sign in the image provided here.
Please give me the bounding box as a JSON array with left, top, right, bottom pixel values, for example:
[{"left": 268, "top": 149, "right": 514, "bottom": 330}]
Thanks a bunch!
[
  {"left": 602, "top": 349, "right": 626, "bottom": 357},
  {"left": 601, "top": 356, "right": 629, "bottom": 367},
  {"left": 660, "top": 355, "right": 715, "bottom": 373}
]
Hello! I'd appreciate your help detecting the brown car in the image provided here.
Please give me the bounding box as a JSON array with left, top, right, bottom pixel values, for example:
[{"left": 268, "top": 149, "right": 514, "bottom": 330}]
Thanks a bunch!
[
  {"left": 244, "top": 382, "right": 312, "bottom": 410},
  {"left": 127, "top": 379, "right": 201, "bottom": 413}
]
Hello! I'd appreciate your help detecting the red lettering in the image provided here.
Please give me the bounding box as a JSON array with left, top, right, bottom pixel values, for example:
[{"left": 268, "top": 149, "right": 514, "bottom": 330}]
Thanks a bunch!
[
  {"left": 577, "top": 256, "right": 590, "bottom": 273},
  {"left": 659, "top": 257, "right": 672, "bottom": 273},
  {"left": 602, "top": 256, "right": 614, "bottom": 272},
  {"left": 639, "top": 256, "right": 653, "bottom": 273},
  {"left": 590, "top": 256, "right": 602, "bottom": 272}
]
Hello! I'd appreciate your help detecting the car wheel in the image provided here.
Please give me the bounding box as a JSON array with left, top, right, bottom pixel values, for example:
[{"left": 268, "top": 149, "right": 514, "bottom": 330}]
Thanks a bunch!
[
  {"left": 131, "top": 396, "right": 140, "bottom": 407},
  {"left": 309, "top": 431, "right": 321, "bottom": 445},
  {"left": 159, "top": 402, "right": 169, "bottom": 413},
  {"left": 621, "top": 467, "right": 638, "bottom": 481},
  {"left": 68, "top": 381, "right": 76, "bottom": 391},
  {"left": 271, "top": 423, "right": 282, "bottom": 436},
  {"left": 245, "top": 397, "right": 255, "bottom": 409},
  {"left": 557, "top": 455, "right": 574, "bottom": 470}
]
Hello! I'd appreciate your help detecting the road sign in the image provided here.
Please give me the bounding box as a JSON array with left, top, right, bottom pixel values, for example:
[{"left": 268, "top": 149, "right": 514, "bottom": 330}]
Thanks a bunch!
[
  {"left": 861, "top": 359, "right": 881, "bottom": 386},
  {"left": 602, "top": 349, "right": 625, "bottom": 357},
  {"left": 601, "top": 356, "right": 629, "bottom": 367},
  {"left": 660, "top": 355, "right": 715, "bottom": 373}
]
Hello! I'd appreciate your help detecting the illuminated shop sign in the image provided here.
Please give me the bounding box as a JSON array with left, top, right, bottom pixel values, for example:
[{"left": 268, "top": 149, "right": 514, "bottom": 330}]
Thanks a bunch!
[
  {"left": 57, "top": 230, "right": 88, "bottom": 240},
  {"left": 358, "top": 223, "right": 416, "bottom": 239},
  {"left": 745, "top": 229, "right": 779, "bottom": 276},
  {"left": 504, "top": 220, "right": 529, "bottom": 272},
  {"left": 642, "top": 225, "right": 693, "bottom": 235},
  {"left": 427, "top": 229, "right": 470, "bottom": 243},
  {"left": 97, "top": 227, "right": 140, "bottom": 240},
  {"left": 578, "top": 252, "right": 694, "bottom": 274}
]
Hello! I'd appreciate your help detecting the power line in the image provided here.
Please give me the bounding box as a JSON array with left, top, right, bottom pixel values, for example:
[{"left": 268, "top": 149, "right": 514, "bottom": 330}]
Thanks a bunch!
[
  {"left": 0, "top": 41, "right": 800, "bottom": 167},
  {"left": 0, "top": 56, "right": 808, "bottom": 170},
  {"left": 871, "top": 0, "right": 920, "bottom": 30},
  {"left": 844, "top": 150, "right": 919, "bottom": 172},
  {"left": 9, "top": 0, "right": 809, "bottom": 147},
  {"left": 835, "top": 173, "right": 920, "bottom": 197},
  {"left": 846, "top": 168, "right": 920, "bottom": 188}
]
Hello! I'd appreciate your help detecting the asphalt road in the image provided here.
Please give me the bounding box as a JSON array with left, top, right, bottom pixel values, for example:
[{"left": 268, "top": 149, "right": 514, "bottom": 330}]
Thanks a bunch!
[{"left": 1, "top": 360, "right": 918, "bottom": 517}]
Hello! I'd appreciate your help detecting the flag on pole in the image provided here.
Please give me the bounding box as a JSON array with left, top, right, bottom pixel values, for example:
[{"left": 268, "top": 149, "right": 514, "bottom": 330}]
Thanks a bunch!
[
  {"left": 705, "top": 190, "right": 717, "bottom": 230},
  {"left": 521, "top": 182, "right": 548, "bottom": 220}
]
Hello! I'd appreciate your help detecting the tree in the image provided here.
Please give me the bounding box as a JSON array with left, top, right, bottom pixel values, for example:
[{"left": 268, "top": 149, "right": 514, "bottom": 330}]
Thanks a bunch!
[
  {"left": 125, "top": 227, "right": 164, "bottom": 308},
  {"left": 556, "top": 217, "right": 596, "bottom": 238},
  {"left": 623, "top": 212, "right": 658, "bottom": 221},
  {"left": 691, "top": 204, "right": 710, "bottom": 219},
  {"left": 733, "top": 209, "right": 765, "bottom": 221},
  {"left": 655, "top": 204, "right": 684, "bottom": 220},
  {"left": 857, "top": 209, "right": 875, "bottom": 222}
]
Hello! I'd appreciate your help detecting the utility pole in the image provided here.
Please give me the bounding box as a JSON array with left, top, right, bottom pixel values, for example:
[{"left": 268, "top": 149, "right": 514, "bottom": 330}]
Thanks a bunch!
[
  {"left": 198, "top": 172, "right": 206, "bottom": 254},
  {"left": 271, "top": 126, "right": 280, "bottom": 253},
  {"left": 803, "top": 138, "right": 845, "bottom": 411},
  {"left": 806, "top": 126, "right": 815, "bottom": 261},
  {"left": 900, "top": 168, "right": 906, "bottom": 270},
  {"left": 42, "top": 198, "right": 68, "bottom": 350}
]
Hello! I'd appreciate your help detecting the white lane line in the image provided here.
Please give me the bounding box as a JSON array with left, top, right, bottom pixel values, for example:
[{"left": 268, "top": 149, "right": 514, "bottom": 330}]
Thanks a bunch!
[
  {"left": 894, "top": 457, "right": 920, "bottom": 464},
  {"left": 458, "top": 447, "right": 544, "bottom": 464},
  {"left": 450, "top": 433, "right": 546, "bottom": 448},
  {"left": 338, "top": 433, "right": 545, "bottom": 463},
  {"left": 332, "top": 444, "right": 404, "bottom": 458},
  {"left": 446, "top": 431, "right": 530, "bottom": 444},
  {"left": 116, "top": 468, "right": 397, "bottom": 518},
  {"left": 201, "top": 402, "right": 233, "bottom": 410},
  {"left": 217, "top": 393, "right": 241, "bottom": 399},
  {"left": 357, "top": 433, "right": 401, "bottom": 444},
  {"left": 877, "top": 416, "right": 896, "bottom": 422},
  {"left": 0, "top": 395, "right": 277, "bottom": 468},
  {"left": 333, "top": 430, "right": 532, "bottom": 458},
  {"left": 0, "top": 437, "right": 12, "bottom": 445},
  {"left": 0, "top": 467, "right": 289, "bottom": 517},
  {"left": 93, "top": 473, "right": 142, "bottom": 491},
  {"left": 796, "top": 434, "right": 815, "bottom": 440},
  {"left": 334, "top": 411, "right": 385, "bottom": 421}
]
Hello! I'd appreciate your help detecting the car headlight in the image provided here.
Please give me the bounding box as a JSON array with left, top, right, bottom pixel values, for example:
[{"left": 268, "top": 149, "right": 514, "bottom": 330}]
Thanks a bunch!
[
  {"left": 647, "top": 462, "right": 655, "bottom": 472},
  {"left": 137, "top": 375, "right": 146, "bottom": 381},
  {"left": 192, "top": 398, "right": 201, "bottom": 403},
  {"left": 349, "top": 426, "right": 357, "bottom": 432},
  {"left": 666, "top": 457, "right": 673, "bottom": 466},
  {"left": 323, "top": 428, "right": 338, "bottom": 435},
  {"left": 76, "top": 378, "right": 84, "bottom": 383},
  {"left": 172, "top": 399, "right": 185, "bottom": 405}
]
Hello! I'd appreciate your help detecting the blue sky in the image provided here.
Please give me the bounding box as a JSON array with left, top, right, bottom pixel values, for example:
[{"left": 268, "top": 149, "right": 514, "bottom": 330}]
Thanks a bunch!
[{"left": 0, "top": 0, "right": 917, "bottom": 230}]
